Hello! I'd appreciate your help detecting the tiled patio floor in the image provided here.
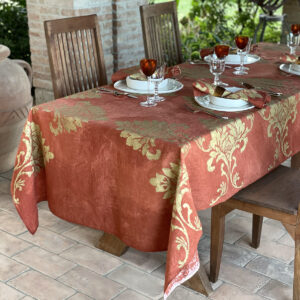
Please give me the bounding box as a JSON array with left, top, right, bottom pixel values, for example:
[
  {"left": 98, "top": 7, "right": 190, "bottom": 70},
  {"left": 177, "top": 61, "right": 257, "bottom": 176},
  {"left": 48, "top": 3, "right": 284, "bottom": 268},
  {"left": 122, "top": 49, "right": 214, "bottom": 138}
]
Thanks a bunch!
[{"left": 0, "top": 168, "right": 294, "bottom": 300}]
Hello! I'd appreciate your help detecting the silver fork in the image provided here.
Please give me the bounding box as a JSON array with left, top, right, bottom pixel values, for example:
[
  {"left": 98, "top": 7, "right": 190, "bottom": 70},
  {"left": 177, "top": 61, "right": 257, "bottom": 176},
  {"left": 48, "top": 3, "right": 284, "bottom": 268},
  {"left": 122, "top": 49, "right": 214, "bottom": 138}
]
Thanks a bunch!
[
  {"left": 184, "top": 104, "right": 230, "bottom": 120},
  {"left": 97, "top": 87, "right": 138, "bottom": 98}
]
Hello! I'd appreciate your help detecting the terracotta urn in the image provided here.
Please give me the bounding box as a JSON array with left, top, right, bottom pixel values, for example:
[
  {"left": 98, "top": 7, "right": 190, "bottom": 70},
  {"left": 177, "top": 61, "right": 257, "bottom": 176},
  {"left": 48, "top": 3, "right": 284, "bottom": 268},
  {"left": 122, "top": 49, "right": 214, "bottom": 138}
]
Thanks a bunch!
[{"left": 0, "top": 45, "right": 33, "bottom": 173}]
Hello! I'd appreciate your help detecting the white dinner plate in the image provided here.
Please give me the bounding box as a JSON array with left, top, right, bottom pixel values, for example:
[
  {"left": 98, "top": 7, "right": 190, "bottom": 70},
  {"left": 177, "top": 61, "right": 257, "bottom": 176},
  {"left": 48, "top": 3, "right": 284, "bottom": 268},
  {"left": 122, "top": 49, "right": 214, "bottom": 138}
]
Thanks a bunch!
[
  {"left": 114, "top": 79, "right": 184, "bottom": 94},
  {"left": 205, "top": 54, "right": 260, "bottom": 65},
  {"left": 126, "top": 76, "right": 168, "bottom": 91},
  {"left": 209, "top": 87, "right": 248, "bottom": 108},
  {"left": 195, "top": 95, "right": 254, "bottom": 112},
  {"left": 279, "top": 63, "right": 300, "bottom": 76}
]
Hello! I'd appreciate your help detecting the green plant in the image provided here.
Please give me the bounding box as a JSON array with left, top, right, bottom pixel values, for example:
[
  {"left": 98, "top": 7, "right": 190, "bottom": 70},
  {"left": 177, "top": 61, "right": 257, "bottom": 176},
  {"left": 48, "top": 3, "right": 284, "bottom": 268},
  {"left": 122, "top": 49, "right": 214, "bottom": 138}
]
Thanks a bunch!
[{"left": 0, "top": 0, "right": 30, "bottom": 62}]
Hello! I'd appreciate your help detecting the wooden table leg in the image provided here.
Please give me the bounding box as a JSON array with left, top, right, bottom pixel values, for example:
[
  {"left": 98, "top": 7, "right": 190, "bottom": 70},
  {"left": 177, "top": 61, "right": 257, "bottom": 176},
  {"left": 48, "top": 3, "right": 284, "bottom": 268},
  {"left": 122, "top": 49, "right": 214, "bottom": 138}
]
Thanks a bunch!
[
  {"left": 97, "top": 232, "right": 128, "bottom": 257},
  {"left": 183, "top": 263, "right": 213, "bottom": 296},
  {"left": 98, "top": 232, "right": 212, "bottom": 296},
  {"left": 291, "top": 152, "right": 300, "bottom": 169}
]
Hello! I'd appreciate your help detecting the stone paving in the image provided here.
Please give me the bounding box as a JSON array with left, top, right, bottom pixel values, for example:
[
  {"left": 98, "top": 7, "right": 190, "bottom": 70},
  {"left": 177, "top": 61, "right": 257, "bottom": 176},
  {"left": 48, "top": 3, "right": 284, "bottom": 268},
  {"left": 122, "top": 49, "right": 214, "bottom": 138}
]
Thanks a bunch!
[{"left": 0, "top": 167, "right": 294, "bottom": 300}]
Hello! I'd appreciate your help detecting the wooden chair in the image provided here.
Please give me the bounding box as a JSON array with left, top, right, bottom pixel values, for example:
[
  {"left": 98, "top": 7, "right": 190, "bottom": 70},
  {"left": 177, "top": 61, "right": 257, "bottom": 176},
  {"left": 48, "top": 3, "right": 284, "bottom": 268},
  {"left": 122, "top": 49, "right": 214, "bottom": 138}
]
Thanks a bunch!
[
  {"left": 140, "top": 1, "right": 183, "bottom": 67},
  {"left": 44, "top": 15, "right": 107, "bottom": 99},
  {"left": 210, "top": 165, "right": 300, "bottom": 300}
]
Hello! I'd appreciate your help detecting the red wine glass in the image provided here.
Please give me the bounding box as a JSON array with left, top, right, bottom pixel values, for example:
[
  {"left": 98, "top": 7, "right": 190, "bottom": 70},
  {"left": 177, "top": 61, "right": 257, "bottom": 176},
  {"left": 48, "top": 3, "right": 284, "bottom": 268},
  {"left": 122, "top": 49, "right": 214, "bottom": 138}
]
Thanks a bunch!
[{"left": 140, "top": 59, "right": 157, "bottom": 107}]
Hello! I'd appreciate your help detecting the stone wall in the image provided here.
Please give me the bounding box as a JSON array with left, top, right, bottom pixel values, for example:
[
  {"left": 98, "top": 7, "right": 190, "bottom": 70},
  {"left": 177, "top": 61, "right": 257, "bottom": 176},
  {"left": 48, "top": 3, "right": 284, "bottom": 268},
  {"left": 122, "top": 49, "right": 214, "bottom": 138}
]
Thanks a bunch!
[{"left": 26, "top": 0, "right": 148, "bottom": 104}]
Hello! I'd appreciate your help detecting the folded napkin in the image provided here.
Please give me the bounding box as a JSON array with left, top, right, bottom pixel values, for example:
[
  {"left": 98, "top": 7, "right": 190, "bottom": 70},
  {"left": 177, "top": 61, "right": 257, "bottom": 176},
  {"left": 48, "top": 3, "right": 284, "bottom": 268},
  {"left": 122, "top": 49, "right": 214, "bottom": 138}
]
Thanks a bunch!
[
  {"left": 200, "top": 48, "right": 214, "bottom": 60},
  {"left": 193, "top": 80, "right": 271, "bottom": 109},
  {"left": 280, "top": 54, "right": 300, "bottom": 64},
  {"left": 111, "top": 65, "right": 181, "bottom": 83}
]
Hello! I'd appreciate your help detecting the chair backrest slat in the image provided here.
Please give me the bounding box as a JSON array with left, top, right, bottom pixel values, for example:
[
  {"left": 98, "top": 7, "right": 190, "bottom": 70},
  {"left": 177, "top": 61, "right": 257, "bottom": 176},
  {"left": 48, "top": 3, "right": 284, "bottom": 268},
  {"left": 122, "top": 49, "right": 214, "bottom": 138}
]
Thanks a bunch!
[
  {"left": 140, "top": 1, "right": 183, "bottom": 67},
  {"left": 44, "top": 15, "right": 107, "bottom": 99}
]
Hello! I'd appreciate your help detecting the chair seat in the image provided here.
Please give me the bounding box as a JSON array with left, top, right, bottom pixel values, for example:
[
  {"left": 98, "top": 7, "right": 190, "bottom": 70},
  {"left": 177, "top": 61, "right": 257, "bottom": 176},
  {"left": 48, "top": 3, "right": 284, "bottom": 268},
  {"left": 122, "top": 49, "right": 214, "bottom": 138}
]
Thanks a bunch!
[{"left": 233, "top": 166, "right": 300, "bottom": 215}]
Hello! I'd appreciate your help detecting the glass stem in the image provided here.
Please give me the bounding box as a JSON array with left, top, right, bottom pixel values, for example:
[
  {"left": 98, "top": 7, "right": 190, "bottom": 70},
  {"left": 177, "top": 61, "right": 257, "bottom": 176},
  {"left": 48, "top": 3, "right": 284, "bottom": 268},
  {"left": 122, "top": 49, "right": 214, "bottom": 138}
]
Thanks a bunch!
[
  {"left": 147, "top": 76, "right": 150, "bottom": 102},
  {"left": 240, "top": 52, "right": 245, "bottom": 70},
  {"left": 214, "top": 74, "right": 219, "bottom": 86},
  {"left": 154, "top": 81, "right": 159, "bottom": 98},
  {"left": 290, "top": 46, "right": 296, "bottom": 55}
]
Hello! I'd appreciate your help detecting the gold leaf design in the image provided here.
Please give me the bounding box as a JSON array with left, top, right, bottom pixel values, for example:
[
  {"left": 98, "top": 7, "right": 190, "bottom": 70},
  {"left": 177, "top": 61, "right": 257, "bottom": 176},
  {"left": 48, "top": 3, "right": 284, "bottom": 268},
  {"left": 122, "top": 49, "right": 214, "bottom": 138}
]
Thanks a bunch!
[
  {"left": 43, "top": 101, "right": 107, "bottom": 136},
  {"left": 12, "top": 121, "right": 54, "bottom": 205},
  {"left": 171, "top": 164, "right": 202, "bottom": 268},
  {"left": 150, "top": 162, "right": 179, "bottom": 201},
  {"left": 66, "top": 89, "right": 102, "bottom": 99},
  {"left": 259, "top": 96, "right": 298, "bottom": 169},
  {"left": 116, "top": 120, "right": 191, "bottom": 161},
  {"left": 196, "top": 115, "right": 254, "bottom": 205}
]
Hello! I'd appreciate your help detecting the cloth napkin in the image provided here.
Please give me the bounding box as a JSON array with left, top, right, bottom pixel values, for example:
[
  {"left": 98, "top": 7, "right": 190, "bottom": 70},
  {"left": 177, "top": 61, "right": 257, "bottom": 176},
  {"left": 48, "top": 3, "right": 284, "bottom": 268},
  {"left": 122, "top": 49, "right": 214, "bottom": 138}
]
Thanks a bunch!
[
  {"left": 193, "top": 80, "right": 271, "bottom": 109},
  {"left": 111, "top": 65, "right": 181, "bottom": 83},
  {"left": 279, "top": 54, "right": 300, "bottom": 64}
]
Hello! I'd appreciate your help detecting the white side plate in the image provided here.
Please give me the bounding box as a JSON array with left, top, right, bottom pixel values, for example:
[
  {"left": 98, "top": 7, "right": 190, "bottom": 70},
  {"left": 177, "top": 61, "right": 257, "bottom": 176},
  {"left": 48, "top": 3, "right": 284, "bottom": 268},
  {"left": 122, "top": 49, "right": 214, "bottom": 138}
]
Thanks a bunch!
[
  {"left": 279, "top": 64, "right": 300, "bottom": 76},
  {"left": 209, "top": 87, "right": 248, "bottom": 108},
  {"left": 195, "top": 95, "right": 254, "bottom": 112},
  {"left": 205, "top": 54, "right": 260, "bottom": 65},
  {"left": 114, "top": 79, "right": 184, "bottom": 94}
]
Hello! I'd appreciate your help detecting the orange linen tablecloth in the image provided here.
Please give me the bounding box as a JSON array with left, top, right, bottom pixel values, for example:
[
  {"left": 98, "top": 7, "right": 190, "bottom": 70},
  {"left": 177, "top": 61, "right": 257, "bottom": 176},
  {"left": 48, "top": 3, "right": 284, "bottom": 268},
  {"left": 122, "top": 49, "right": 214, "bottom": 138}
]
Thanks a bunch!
[{"left": 11, "top": 43, "right": 300, "bottom": 298}]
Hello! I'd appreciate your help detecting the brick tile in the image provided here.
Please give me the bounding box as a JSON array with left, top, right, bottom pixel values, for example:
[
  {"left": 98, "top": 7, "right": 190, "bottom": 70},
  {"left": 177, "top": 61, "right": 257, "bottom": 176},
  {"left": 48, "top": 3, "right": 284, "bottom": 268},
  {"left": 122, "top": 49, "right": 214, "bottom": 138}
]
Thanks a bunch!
[
  {"left": 166, "top": 286, "right": 207, "bottom": 300},
  {"left": 0, "top": 253, "right": 28, "bottom": 281},
  {"left": 209, "top": 262, "right": 269, "bottom": 293},
  {"left": 246, "top": 256, "right": 294, "bottom": 286},
  {"left": 0, "top": 282, "right": 24, "bottom": 299},
  {"left": 121, "top": 248, "right": 165, "bottom": 272},
  {"left": 62, "top": 225, "right": 103, "bottom": 247},
  {"left": 258, "top": 279, "right": 293, "bottom": 300},
  {"left": 38, "top": 209, "right": 76, "bottom": 233},
  {"left": 0, "top": 193, "right": 18, "bottom": 214},
  {"left": 37, "top": 201, "right": 50, "bottom": 210},
  {"left": 0, "top": 231, "right": 31, "bottom": 256},
  {"left": 210, "top": 283, "right": 266, "bottom": 300},
  {"left": 0, "top": 180, "right": 11, "bottom": 194},
  {"left": 278, "top": 233, "right": 294, "bottom": 248},
  {"left": 0, "top": 211, "right": 27, "bottom": 235},
  {"left": 8, "top": 270, "right": 75, "bottom": 300},
  {"left": 197, "top": 236, "right": 211, "bottom": 265},
  {"left": 227, "top": 216, "right": 285, "bottom": 241},
  {"left": 151, "top": 264, "right": 165, "bottom": 279},
  {"left": 60, "top": 244, "right": 122, "bottom": 275},
  {"left": 237, "top": 236, "right": 294, "bottom": 263},
  {"left": 58, "top": 266, "right": 124, "bottom": 299},
  {"left": 13, "top": 246, "right": 76, "bottom": 278},
  {"left": 114, "top": 289, "right": 151, "bottom": 300},
  {"left": 0, "top": 169, "right": 14, "bottom": 180},
  {"left": 108, "top": 265, "right": 164, "bottom": 298},
  {"left": 19, "top": 228, "right": 76, "bottom": 254},
  {"left": 68, "top": 293, "right": 92, "bottom": 300}
]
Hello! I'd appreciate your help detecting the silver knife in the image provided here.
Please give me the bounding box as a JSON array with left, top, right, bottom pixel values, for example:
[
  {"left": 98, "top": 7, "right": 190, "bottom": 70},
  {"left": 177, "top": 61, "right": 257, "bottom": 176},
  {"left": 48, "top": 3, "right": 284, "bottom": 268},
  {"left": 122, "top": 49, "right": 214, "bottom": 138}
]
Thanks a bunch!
[{"left": 97, "top": 87, "right": 138, "bottom": 98}]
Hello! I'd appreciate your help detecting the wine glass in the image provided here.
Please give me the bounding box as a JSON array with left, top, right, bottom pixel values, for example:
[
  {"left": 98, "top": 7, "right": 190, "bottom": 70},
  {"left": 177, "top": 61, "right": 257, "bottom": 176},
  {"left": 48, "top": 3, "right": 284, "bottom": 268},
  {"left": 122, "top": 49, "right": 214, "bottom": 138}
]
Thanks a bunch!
[
  {"left": 140, "top": 58, "right": 157, "bottom": 107},
  {"left": 209, "top": 56, "right": 226, "bottom": 87},
  {"left": 287, "top": 25, "right": 300, "bottom": 55},
  {"left": 235, "top": 37, "right": 252, "bottom": 72},
  {"left": 233, "top": 36, "right": 249, "bottom": 76},
  {"left": 209, "top": 45, "right": 229, "bottom": 86},
  {"left": 149, "top": 64, "right": 166, "bottom": 102}
]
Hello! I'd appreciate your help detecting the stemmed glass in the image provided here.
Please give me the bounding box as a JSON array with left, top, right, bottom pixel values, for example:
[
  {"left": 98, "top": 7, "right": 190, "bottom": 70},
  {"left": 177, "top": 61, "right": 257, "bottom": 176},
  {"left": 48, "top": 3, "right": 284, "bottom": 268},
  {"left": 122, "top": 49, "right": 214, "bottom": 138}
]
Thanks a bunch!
[
  {"left": 236, "top": 38, "right": 252, "bottom": 72},
  {"left": 149, "top": 64, "right": 166, "bottom": 102},
  {"left": 140, "top": 58, "right": 157, "bottom": 107},
  {"left": 287, "top": 24, "right": 300, "bottom": 55},
  {"left": 233, "top": 36, "right": 249, "bottom": 76},
  {"left": 209, "top": 45, "right": 229, "bottom": 86}
]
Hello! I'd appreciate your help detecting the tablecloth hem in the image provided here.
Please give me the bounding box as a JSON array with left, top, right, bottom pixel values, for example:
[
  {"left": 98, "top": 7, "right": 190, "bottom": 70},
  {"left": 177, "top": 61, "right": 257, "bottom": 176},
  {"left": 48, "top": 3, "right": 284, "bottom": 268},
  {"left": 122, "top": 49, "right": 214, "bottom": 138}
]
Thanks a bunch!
[{"left": 163, "top": 251, "right": 200, "bottom": 299}]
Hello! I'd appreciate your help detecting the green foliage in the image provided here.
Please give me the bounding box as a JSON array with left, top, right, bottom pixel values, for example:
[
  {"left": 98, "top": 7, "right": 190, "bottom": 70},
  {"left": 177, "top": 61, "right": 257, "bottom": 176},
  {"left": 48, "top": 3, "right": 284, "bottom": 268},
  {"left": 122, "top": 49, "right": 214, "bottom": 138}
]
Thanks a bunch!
[
  {"left": 180, "top": 0, "right": 283, "bottom": 61},
  {"left": 0, "top": 0, "right": 30, "bottom": 62}
]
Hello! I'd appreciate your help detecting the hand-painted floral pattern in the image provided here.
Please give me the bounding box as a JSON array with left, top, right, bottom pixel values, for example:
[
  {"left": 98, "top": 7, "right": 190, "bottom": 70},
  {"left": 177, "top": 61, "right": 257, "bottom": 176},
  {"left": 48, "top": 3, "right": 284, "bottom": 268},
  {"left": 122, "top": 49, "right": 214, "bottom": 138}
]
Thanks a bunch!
[
  {"left": 116, "top": 120, "right": 192, "bottom": 160},
  {"left": 42, "top": 101, "right": 107, "bottom": 136},
  {"left": 259, "top": 96, "right": 298, "bottom": 169},
  {"left": 196, "top": 115, "right": 254, "bottom": 205},
  {"left": 12, "top": 121, "right": 54, "bottom": 205},
  {"left": 150, "top": 162, "right": 179, "bottom": 201}
]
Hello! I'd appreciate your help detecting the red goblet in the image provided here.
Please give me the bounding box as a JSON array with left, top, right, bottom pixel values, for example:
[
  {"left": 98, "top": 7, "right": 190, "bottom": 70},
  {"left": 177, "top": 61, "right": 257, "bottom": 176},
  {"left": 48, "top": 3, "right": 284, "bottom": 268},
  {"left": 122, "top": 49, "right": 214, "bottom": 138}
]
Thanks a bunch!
[
  {"left": 139, "top": 59, "right": 157, "bottom": 107},
  {"left": 234, "top": 36, "right": 249, "bottom": 76},
  {"left": 291, "top": 24, "right": 300, "bottom": 35},
  {"left": 214, "top": 45, "right": 230, "bottom": 59}
]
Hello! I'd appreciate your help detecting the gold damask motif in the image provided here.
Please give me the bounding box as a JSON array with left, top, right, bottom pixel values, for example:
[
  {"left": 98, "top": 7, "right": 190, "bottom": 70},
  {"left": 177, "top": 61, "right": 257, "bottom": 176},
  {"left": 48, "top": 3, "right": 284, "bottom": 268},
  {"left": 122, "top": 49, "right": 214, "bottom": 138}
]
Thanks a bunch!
[
  {"left": 43, "top": 101, "right": 107, "bottom": 136},
  {"left": 12, "top": 121, "right": 54, "bottom": 205},
  {"left": 66, "top": 89, "right": 102, "bottom": 99},
  {"left": 116, "top": 120, "right": 191, "bottom": 161},
  {"left": 259, "top": 96, "right": 298, "bottom": 170},
  {"left": 171, "top": 164, "right": 202, "bottom": 268},
  {"left": 150, "top": 162, "right": 179, "bottom": 201},
  {"left": 196, "top": 115, "right": 254, "bottom": 205}
]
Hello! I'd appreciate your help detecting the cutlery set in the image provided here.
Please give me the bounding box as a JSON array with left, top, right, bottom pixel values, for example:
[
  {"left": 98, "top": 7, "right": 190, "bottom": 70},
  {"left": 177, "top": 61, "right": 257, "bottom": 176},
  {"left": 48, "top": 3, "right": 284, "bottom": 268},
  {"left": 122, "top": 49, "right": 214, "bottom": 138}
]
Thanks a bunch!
[{"left": 97, "top": 87, "right": 138, "bottom": 98}]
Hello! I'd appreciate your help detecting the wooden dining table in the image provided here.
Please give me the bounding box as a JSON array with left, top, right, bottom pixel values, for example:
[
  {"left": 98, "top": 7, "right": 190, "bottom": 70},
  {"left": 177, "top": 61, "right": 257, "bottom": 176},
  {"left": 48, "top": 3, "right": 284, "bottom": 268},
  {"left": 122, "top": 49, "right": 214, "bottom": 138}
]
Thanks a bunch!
[{"left": 11, "top": 43, "right": 300, "bottom": 299}]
